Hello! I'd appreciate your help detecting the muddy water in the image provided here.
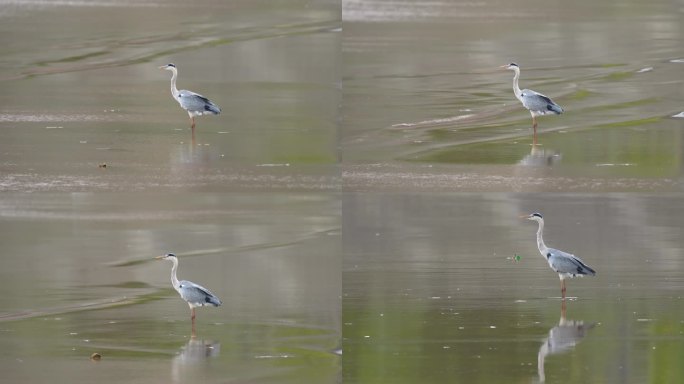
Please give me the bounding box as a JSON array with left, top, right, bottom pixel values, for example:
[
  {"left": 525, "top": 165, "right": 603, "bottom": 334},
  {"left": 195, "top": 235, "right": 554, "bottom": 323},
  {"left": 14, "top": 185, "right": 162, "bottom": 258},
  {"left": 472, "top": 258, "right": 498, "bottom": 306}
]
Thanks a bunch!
[
  {"left": 342, "top": 3, "right": 683, "bottom": 381},
  {"left": 0, "top": 0, "right": 340, "bottom": 192},
  {"left": 0, "top": 192, "right": 340, "bottom": 383},
  {"left": 343, "top": 193, "right": 684, "bottom": 383},
  {"left": 0, "top": 1, "right": 340, "bottom": 383},
  {"left": 342, "top": 0, "right": 684, "bottom": 191}
]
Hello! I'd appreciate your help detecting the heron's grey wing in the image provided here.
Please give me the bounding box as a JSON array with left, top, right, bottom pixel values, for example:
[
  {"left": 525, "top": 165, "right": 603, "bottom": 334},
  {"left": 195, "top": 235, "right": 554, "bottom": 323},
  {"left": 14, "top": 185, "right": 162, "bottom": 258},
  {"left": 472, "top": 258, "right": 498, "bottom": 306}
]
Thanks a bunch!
[
  {"left": 521, "top": 89, "right": 563, "bottom": 114},
  {"left": 178, "top": 280, "right": 222, "bottom": 306},
  {"left": 177, "top": 90, "right": 221, "bottom": 114},
  {"left": 547, "top": 248, "right": 596, "bottom": 276}
]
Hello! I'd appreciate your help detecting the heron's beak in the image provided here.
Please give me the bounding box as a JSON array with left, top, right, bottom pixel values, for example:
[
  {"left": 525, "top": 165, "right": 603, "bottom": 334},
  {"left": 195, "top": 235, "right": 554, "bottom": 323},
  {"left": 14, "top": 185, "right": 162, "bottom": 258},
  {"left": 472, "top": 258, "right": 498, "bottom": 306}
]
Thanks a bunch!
[
  {"left": 155, "top": 255, "right": 165, "bottom": 260},
  {"left": 499, "top": 65, "right": 509, "bottom": 69},
  {"left": 519, "top": 214, "right": 530, "bottom": 219},
  {"left": 158, "top": 65, "right": 167, "bottom": 69}
]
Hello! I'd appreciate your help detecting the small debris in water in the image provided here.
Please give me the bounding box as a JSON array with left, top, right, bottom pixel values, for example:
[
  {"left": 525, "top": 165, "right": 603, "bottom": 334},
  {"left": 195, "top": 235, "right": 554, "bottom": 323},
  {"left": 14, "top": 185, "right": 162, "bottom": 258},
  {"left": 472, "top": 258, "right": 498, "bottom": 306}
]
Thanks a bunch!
[
  {"left": 636, "top": 67, "right": 653, "bottom": 73},
  {"left": 98, "top": 163, "right": 107, "bottom": 169},
  {"left": 489, "top": 326, "right": 496, "bottom": 329},
  {"left": 254, "top": 354, "right": 292, "bottom": 359},
  {"left": 90, "top": 352, "right": 101, "bottom": 361},
  {"left": 79, "top": 141, "right": 87, "bottom": 144},
  {"left": 672, "top": 112, "right": 684, "bottom": 118},
  {"left": 595, "top": 163, "right": 634, "bottom": 167}
]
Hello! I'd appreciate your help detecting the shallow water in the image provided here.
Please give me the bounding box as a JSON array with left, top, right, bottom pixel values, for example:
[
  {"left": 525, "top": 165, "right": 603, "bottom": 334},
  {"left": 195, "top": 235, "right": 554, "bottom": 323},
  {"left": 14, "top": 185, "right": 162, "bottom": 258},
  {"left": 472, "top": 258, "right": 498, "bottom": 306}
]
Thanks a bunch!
[
  {"left": 342, "top": 0, "right": 684, "bottom": 191},
  {"left": 0, "top": 1, "right": 340, "bottom": 383},
  {"left": 0, "top": 0, "right": 340, "bottom": 193},
  {"left": 0, "top": 192, "right": 340, "bottom": 383},
  {"left": 2, "top": 0, "right": 684, "bottom": 382},
  {"left": 343, "top": 193, "right": 684, "bottom": 383}
]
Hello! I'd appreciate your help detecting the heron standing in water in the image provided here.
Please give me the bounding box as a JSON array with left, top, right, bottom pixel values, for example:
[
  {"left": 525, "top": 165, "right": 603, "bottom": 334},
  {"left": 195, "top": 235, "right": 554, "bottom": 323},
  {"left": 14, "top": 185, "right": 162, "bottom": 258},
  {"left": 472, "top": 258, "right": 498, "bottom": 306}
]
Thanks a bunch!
[
  {"left": 501, "top": 63, "right": 563, "bottom": 144},
  {"left": 155, "top": 253, "right": 222, "bottom": 329},
  {"left": 522, "top": 213, "right": 596, "bottom": 299},
  {"left": 159, "top": 63, "right": 221, "bottom": 139}
]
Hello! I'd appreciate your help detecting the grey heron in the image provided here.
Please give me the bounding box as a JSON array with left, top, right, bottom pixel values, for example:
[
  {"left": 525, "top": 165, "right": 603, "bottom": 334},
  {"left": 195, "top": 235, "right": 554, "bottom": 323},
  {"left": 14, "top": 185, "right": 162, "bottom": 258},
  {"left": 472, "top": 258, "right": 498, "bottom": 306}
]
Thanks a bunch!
[
  {"left": 155, "top": 253, "right": 222, "bottom": 327},
  {"left": 522, "top": 213, "right": 596, "bottom": 299},
  {"left": 501, "top": 63, "right": 563, "bottom": 144},
  {"left": 159, "top": 63, "right": 221, "bottom": 136}
]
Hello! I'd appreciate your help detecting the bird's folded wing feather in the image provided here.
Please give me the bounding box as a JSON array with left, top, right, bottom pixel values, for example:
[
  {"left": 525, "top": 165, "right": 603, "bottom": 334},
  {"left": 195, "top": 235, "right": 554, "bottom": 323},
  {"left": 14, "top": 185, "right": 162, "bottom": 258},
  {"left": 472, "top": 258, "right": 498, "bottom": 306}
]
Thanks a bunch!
[{"left": 179, "top": 280, "right": 218, "bottom": 300}]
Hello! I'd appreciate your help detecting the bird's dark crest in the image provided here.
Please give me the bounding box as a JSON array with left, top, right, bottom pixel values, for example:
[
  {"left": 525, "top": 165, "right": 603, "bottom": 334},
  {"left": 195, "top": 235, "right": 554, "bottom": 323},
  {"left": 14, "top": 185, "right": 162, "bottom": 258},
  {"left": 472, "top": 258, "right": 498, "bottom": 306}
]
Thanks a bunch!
[
  {"left": 166, "top": 63, "right": 176, "bottom": 68},
  {"left": 166, "top": 253, "right": 176, "bottom": 257},
  {"left": 509, "top": 62, "right": 519, "bottom": 67},
  {"left": 531, "top": 212, "right": 543, "bottom": 218}
]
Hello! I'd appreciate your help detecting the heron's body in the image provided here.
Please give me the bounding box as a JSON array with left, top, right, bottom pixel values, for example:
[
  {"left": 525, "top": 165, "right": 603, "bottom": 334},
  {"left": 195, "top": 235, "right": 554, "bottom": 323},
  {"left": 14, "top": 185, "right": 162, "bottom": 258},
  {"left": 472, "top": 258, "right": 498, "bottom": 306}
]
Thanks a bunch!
[
  {"left": 524, "top": 213, "right": 595, "bottom": 298},
  {"left": 176, "top": 279, "right": 222, "bottom": 308},
  {"left": 156, "top": 253, "right": 221, "bottom": 327},
  {"left": 159, "top": 63, "right": 220, "bottom": 134},
  {"left": 502, "top": 63, "right": 563, "bottom": 144}
]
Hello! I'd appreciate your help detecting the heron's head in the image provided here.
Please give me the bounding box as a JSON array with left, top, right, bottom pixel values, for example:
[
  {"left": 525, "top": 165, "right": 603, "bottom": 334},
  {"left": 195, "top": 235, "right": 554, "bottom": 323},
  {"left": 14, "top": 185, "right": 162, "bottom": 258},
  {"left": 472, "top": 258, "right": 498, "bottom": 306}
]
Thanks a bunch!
[
  {"left": 500, "top": 62, "right": 519, "bottom": 71},
  {"left": 159, "top": 63, "right": 176, "bottom": 71},
  {"left": 521, "top": 212, "right": 543, "bottom": 221},
  {"left": 155, "top": 252, "right": 177, "bottom": 261}
]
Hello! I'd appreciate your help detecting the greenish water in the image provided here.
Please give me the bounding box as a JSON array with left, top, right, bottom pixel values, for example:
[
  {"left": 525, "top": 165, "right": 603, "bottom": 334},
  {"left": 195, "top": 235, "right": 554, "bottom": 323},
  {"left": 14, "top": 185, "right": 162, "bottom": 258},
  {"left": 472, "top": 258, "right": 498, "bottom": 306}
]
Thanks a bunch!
[
  {"left": 2, "top": 0, "right": 684, "bottom": 383},
  {"left": 0, "top": 192, "right": 340, "bottom": 383},
  {"left": 0, "top": 1, "right": 340, "bottom": 383},
  {"left": 343, "top": 193, "right": 684, "bottom": 384},
  {"left": 342, "top": 0, "right": 684, "bottom": 188}
]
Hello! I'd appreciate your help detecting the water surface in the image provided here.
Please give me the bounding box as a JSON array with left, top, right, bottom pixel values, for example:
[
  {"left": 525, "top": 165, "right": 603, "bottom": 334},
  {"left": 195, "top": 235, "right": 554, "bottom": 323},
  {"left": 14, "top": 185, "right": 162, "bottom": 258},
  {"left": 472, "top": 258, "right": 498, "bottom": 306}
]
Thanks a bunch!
[
  {"left": 0, "top": 1, "right": 340, "bottom": 383},
  {"left": 342, "top": 0, "right": 684, "bottom": 191},
  {"left": 0, "top": 192, "right": 340, "bottom": 383},
  {"left": 343, "top": 193, "right": 684, "bottom": 383}
]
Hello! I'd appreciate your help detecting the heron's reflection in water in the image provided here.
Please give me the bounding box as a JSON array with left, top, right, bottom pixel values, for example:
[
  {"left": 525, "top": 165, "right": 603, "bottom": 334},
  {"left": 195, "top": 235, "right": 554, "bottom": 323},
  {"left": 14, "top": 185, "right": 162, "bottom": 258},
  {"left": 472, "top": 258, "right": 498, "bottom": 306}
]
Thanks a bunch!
[
  {"left": 537, "top": 301, "right": 595, "bottom": 383},
  {"left": 171, "top": 336, "right": 221, "bottom": 382},
  {"left": 518, "top": 144, "right": 562, "bottom": 167},
  {"left": 172, "top": 138, "right": 215, "bottom": 167}
]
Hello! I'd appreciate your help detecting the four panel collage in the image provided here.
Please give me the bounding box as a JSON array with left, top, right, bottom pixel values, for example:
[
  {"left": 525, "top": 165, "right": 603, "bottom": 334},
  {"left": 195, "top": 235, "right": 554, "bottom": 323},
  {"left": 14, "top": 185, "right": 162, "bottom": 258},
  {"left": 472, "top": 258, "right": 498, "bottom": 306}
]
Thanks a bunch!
[{"left": 1, "top": 1, "right": 683, "bottom": 383}]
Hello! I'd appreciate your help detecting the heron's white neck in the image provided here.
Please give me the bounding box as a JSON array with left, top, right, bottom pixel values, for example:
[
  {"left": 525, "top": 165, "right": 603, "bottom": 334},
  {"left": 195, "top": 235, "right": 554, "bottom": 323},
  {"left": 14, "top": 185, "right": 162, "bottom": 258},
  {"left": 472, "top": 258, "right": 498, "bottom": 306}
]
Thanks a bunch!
[
  {"left": 168, "top": 67, "right": 180, "bottom": 98},
  {"left": 535, "top": 219, "right": 549, "bottom": 256},
  {"left": 511, "top": 67, "right": 523, "bottom": 101},
  {"left": 169, "top": 257, "right": 181, "bottom": 291}
]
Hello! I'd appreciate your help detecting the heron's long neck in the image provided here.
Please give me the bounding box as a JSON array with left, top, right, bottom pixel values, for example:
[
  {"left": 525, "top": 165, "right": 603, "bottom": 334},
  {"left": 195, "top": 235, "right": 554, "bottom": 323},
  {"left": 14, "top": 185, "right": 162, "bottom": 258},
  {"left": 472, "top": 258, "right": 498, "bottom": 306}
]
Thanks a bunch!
[
  {"left": 512, "top": 68, "right": 523, "bottom": 101},
  {"left": 170, "top": 258, "right": 181, "bottom": 291},
  {"left": 536, "top": 219, "right": 548, "bottom": 255},
  {"left": 169, "top": 68, "right": 180, "bottom": 98}
]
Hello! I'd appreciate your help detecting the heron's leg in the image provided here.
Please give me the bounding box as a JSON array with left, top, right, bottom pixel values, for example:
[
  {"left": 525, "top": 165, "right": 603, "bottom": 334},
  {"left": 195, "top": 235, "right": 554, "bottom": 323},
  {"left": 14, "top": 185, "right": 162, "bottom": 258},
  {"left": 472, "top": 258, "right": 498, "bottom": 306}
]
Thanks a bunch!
[
  {"left": 531, "top": 114, "right": 538, "bottom": 145},
  {"left": 187, "top": 113, "right": 197, "bottom": 145},
  {"left": 191, "top": 307, "right": 196, "bottom": 321},
  {"left": 560, "top": 279, "right": 566, "bottom": 300}
]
